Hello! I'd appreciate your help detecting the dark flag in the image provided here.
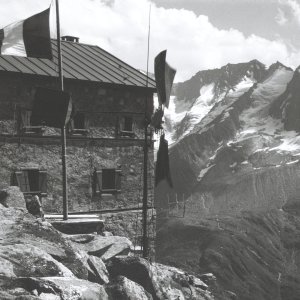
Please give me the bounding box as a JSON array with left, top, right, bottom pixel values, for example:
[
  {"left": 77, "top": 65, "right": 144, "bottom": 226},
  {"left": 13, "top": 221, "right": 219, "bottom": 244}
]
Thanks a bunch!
[
  {"left": 154, "top": 50, "right": 176, "bottom": 108},
  {"left": 155, "top": 134, "right": 173, "bottom": 187},
  {"left": 0, "top": 8, "right": 52, "bottom": 59},
  {"left": 31, "top": 87, "right": 72, "bottom": 128}
]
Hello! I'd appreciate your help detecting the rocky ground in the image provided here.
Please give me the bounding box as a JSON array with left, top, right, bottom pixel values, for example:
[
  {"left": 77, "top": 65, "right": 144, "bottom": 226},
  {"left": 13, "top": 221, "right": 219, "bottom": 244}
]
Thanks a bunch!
[
  {"left": 156, "top": 208, "right": 300, "bottom": 300},
  {"left": 0, "top": 187, "right": 214, "bottom": 300},
  {"left": 154, "top": 60, "right": 300, "bottom": 299}
]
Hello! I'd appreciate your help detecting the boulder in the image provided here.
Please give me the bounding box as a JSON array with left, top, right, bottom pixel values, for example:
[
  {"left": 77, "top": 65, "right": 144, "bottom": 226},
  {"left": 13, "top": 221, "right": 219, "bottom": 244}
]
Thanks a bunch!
[
  {"left": 0, "top": 276, "right": 109, "bottom": 300},
  {"left": 102, "top": 231, "right": 113, "bottom": 237},
  {"left": 0, "top": 277, "right": 41, "bottom": 299},
  {"left": 199, "top": 273, "right": 217, "bottom": 285},
  {"left": 0, "top": 206, "right": 90, "bottom": 280},
  {"left": 70, "top": 235, "right": 132, "bottom": 261},
  {"left": 0, "top": 256, "right": 15, "bottom": 277},
  {"left": 107, "top": 256, "right": 212, "bottom": 300},
  {"left": 26, "top": 277, "right": 109, "bottom": 300},
  {"left": 0, "top": 186, "right": 26, "bottom": 209},
  {"left": 0, "top": 243, "right": 74, "bottom": 278},
  {"left": 87, "top": 255, "right": 110, "bottom": 284},
  {"left": 39, "top": 294, "right": 61, "bottom": 300},
  {"left": 66, "top": 233, "right": 95, "bottom": 244},
  {"left": 106, "top": 256, "right": 156, "bottom": 297},
  {"left": 150, "top": 263, "right": 210, "bottom": 300},
  {"left": 0, "top": 290, "right": 40, "bottom": 300},
  {"left": 106, "top": 275, "right": 153, "bottom": 300}
]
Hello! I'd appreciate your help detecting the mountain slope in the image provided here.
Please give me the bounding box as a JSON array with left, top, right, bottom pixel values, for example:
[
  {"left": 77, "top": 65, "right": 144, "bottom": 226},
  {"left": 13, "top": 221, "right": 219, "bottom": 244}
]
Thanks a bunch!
[
  {"left": 155, "top": 59, "right": 300, "bottom": 300},
  {"left": 157, "top": 61, "right": 295, "bottom": 209},
  {"left": 167, "top": 60, "right": 269, "bottom": 143},
  {"left": 156, "top": 209, "right": 300, "bottom": 300}
]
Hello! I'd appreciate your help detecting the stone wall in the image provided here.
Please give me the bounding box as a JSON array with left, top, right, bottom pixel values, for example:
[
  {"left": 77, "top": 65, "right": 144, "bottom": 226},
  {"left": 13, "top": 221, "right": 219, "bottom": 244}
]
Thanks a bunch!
[
  {"left": 0, "top": 72, "right": 153, "bottom": 138},
  {"left": 0, "top": 72, "right": 155, "bottom": 215},
  {"left": 0, "top": 141, "right": 154, "bottom": 213}
]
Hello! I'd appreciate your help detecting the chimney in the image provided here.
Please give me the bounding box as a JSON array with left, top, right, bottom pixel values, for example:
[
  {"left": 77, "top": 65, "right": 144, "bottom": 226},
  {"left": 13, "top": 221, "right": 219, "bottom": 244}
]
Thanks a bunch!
[{"left": 61, "top": 36, "right": 79, "bottom": 43}]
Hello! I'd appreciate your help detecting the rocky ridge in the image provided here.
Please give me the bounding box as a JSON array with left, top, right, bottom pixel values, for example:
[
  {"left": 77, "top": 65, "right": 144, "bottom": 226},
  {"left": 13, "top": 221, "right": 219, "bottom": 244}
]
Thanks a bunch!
[
  {"left": 155, "top": 59, "right": 300, "bottom": 299},
  {"left": 158, "top": 60, "right": 299, "bottom": 213},
  {"left": 0, "top": 189, "right": 213, "bottom": 300}
]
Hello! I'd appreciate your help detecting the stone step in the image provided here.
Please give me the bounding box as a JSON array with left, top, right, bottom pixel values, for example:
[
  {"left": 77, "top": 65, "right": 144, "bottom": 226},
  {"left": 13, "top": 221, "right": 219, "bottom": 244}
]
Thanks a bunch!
[
  {"left": 45, "top": 215, "right": 105, "bottom": 235},
  {"left": 45, "top": 214, "right": 100, "bottom": 219}
]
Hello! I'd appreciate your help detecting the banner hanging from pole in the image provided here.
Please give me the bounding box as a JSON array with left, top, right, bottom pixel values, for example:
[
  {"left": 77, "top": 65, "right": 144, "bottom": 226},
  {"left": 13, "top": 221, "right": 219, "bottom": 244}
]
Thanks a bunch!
[
  {"left": 31, "top": 87, "right": 72, "bottom": 128},
  {"left": 154, "top": 50, "right": 176, "bottom": 108}
]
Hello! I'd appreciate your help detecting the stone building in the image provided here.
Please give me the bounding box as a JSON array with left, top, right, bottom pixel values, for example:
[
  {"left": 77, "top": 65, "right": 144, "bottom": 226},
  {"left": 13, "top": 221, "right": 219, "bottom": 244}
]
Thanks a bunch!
[{"left": 0, "top": 36, "right": 156, "bottom": 215}]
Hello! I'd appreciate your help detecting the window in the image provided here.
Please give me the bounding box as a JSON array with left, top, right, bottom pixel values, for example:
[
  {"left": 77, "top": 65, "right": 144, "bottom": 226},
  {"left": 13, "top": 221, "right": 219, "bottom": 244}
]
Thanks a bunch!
[
  {"left": 19, "top": 109, "right": 44, "bottom": 135},
  {"left": 11, "top": 169, "right": 47, "bottom": 196},
  {"left": 69, "top": 112, "right": 89, "bottom": 135},
  {"left": 92, "top": 168, "right": 121, "bottom": 194},
  {"left": 119, "top": 116, "right": 134, "bottom": 137}
]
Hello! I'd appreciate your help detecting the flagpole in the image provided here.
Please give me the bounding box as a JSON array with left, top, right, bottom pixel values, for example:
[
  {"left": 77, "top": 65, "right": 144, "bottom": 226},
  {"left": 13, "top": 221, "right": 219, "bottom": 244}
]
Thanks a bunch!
[
  {"left": 142, "top": 4, "right": 151, "bottom": 259},
  {"left": 55, "top": 0, "right": 68, "bottom": 220}
]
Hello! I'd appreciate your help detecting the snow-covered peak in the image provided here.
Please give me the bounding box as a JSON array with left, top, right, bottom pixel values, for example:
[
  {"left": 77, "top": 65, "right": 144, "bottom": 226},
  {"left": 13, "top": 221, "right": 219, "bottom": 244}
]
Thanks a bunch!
[{"left": 166, "top": 60, "right": 268, "bottom": 144}]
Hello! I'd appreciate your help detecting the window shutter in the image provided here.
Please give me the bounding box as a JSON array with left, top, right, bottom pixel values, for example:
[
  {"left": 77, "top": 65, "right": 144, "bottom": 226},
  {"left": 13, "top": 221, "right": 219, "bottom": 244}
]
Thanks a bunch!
[
  {"left": 132, "top": 119, "right": 136, "bottom": 134},
  {"left": 25, "top": 110, "right": 32, "bottom": 126},
  {"left": 20, "top": 111, "right": 27, "bottom": 127},
  {"left": 120, "top": 117, "right": 125, "bottom": 132},
  {"left": 39, "top": 171, "right": 47, "bottom": 195},
  {"left": 84, "top": 115, "right": 89, "bottom": 129},
  {"left": 10, "top": 172, "right": 17, "bottom": 186},
  {"left": 115, "top": 169, "right": 122, "bottom": 192},
  {"left": 69, "top": 118, "right": 74, "bottom": 132},
  {"left": 115, "top": 116, "right": 120, "bottom": 137},
  {"left": 96, "top": 170, "right": 103, "bottom": 193},
  {"left": 15, "top": 171, "right": 30, "bottom": 192},
  {"left": 124, "top": 116, "right": 133, "bottom": 132}
]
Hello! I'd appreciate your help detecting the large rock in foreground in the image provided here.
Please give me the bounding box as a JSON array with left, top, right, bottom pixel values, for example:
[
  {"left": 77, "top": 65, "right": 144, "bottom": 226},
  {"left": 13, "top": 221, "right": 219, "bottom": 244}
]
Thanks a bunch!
[
  {"left": 0, "top": 203, "right": 215, "bottom": 300},
  {"left": 107, "top": 256, "right": 211, "bottom": 300},
  {"left": 106, "top": 276, "right": 153, "bottom": 300},
  {"left": 0, "top": 206, "right": 91, "bottom": 280},
  {"left": 67, "top": 234, "right": 132, "bottom": 261},
  {"left": 0, "top": 243, "right": 74, "bottom": 278},
  {"left": 0, "top": 276, "right": 109, "bottom": 300},
  {"left": 0, "top": 186, "right": 26, "bottom": 209}
]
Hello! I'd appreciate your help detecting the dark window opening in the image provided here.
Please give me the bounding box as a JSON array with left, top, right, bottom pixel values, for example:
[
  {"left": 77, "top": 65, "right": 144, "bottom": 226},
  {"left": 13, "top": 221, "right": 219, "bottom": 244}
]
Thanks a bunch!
[
  {"left": 28, "top": 170, "right": 40, "bottom": 191},
  {"left": 92, "top": 168, "right": 121, "bottom": 195},
  {"left": 102, "top": 169, "right": 116, "bottom": 190},
  {"left": 119, "top": 116, "right": 134, "bottom": 137},
  {"left": 11, "top": 169, "right": 47, "bottom": 196},
  {"left": 69, "top": 112, "right": 89, "bottom": 135},
  {"left": 124, "top": 116, "right": 133, "bottom": 132},
  {"left": 19, "top": 109, "right": 44, "bottom": 135},
  {"left": 74, "top": 113, "right": 85, "bottom": 129}
]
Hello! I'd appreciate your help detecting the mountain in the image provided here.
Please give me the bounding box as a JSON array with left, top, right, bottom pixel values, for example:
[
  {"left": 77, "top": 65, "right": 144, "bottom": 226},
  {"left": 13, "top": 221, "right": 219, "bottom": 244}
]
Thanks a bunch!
[
  {"left": 155, "top": 60, "right": 300, "bottom": 299},
  {"left": 159, "top": 60, "right": 296, "bottom": 202},
  {"left": 165, "top": 60, "right": 269, "bottom": 143}
]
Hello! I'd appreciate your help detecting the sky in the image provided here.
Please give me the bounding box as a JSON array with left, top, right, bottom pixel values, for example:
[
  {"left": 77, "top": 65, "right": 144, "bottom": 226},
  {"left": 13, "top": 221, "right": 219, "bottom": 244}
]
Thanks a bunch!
[{"left": 0, "top": 0, "right": 300, "bottom": 82}]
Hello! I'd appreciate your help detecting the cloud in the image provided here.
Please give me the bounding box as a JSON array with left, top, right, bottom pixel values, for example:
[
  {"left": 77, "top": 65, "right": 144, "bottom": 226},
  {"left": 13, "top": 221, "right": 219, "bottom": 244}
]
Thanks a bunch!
[
  {"left": 58, "top": 0, "right": 299, "bottom": 81},
  {"left": 275, "top": 7, "right": 288, "bottom": 25},
  {"left": 280, "top": 0, "right": 300, "bottom": 26},
  {"left": 1, "top": 0, "right": 300, "bottom": 81}
]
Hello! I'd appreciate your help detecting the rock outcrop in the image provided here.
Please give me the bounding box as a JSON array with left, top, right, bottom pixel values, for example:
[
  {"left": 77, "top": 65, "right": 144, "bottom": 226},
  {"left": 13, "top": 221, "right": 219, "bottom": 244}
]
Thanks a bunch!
[
  {"left": 158, "top": 61, "right": 297, "bottom": 216},
  {"left": 155, "top": 60, "right": 300, "bottom": 300},
  {"left": 0, "top": 198, "right": 214, "bottom": 299},
  {"left": 156, "top": 209, "right": 300, "bottom": 300}
]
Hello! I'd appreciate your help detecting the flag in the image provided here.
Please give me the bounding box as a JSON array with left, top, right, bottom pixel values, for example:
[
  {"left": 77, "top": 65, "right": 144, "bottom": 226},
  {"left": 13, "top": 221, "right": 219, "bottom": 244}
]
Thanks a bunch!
[
  {"left": 155, "top": 134, "right": 173, "bottom": 188},
  {"left": 154, "top": 50, "right": 176, "bottom": 108},
  {"left": 31, "top": 87, "right": 72, "bottom": 128},
  {"left": 0, "top": 8, "right": 52, "bottom": 59}
]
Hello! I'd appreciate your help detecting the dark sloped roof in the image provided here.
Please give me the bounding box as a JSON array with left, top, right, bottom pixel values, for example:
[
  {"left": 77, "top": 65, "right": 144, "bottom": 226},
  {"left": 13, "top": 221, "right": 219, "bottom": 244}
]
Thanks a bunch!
[{"left": 0, "top": 40, "right": 156, "bottom": 89}]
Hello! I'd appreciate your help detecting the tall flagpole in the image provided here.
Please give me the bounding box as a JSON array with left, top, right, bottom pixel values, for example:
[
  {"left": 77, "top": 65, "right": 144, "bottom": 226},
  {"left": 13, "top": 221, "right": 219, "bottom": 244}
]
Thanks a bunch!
[
  {"left": 142, "top": 4, "right": 151, "bottom": 259},
  {"left": 55, "top": 0, "right": 68, "bottom": 220}
]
